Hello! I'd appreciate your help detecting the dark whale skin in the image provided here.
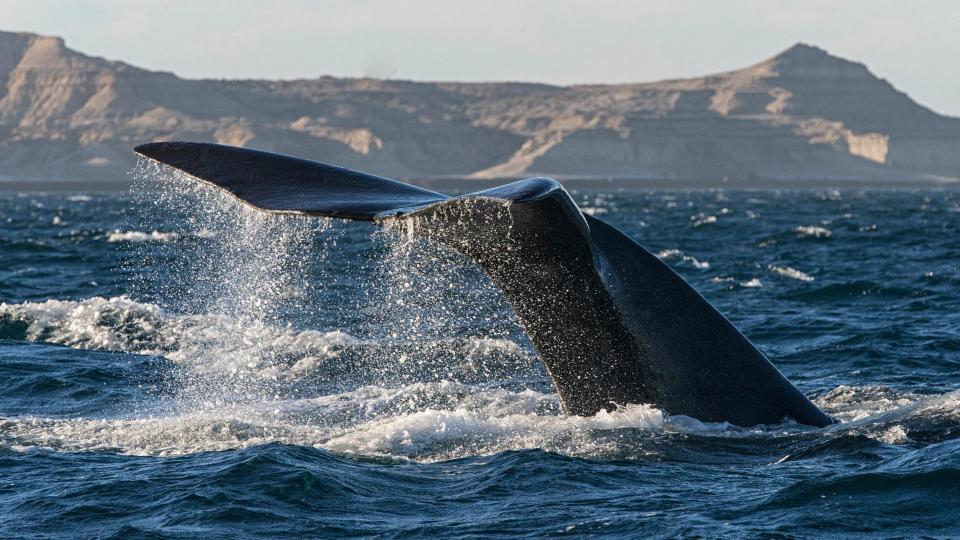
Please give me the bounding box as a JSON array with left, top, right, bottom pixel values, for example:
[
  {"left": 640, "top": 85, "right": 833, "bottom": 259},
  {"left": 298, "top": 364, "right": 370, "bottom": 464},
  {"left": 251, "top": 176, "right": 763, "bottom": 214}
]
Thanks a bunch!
[{"left": 134, "top": 141, "right": 834, "bottom": 427}]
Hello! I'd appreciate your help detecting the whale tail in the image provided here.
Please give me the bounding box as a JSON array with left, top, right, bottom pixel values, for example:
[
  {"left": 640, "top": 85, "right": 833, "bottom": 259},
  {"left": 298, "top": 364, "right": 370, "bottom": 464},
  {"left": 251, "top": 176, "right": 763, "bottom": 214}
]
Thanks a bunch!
[{"left": 134, "top": 142, "right": 834, "bottom": 427}]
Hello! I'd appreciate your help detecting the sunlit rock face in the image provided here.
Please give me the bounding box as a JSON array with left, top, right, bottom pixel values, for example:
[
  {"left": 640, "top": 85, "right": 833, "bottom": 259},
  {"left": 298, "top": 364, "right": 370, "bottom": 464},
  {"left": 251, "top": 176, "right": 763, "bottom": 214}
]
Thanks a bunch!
[{"left": 0, "top": 32, "right": 958, "bottom": 183}]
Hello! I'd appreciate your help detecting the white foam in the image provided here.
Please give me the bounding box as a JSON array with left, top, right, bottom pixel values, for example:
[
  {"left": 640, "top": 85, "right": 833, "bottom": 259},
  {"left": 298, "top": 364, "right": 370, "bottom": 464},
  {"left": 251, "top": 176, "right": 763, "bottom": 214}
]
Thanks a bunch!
[
  {"left": 768, "top": 265, "right": 814, "bottom": 282},
  {"left": 656, "top": 249, "right": 710, "bottom": 270},
  {"left": 687, "top": 257, "right": 710, "bottom": 270},
  {"left": 9, "top": 381, "right": 956, "bottom": 460},
  {"left": 107, "top": 230, "right": 180, "bottom": 243},
  {"left": 0, "top": 291, "right": 680, "bottom": 462},
  {"left": 814, "top": 386, "right": 960, "bottom": 446},
  {"left": 657, "top": 249, "right": 683, "bottom": 259},
  {"left": 0, "top": 409, "right": 330, "bottom": 457},
  {"left": 874, "top": 425, "right": 909, "bottom": 444},
  {"left": 0, "top": 297, "right": 361, "bottom": 381},
  {"left": 795, "top": 225, "right": 832, "bottom": 238},
  {"left": 691, "top": 214, "right": 717, "bottom": 227},
  {"left": 324, "top": 399, "right": 665, "bottom": 461},
  {"left": 0, "top": 296, "right": 166, "bottom": 351},
  {"left": 105, "top": 229, "right": 215, "bottom": 243},
  {"left": 816, "top": 385, "right": 918, "bottom": 422},
  {"left": 10, "top": 296, "right": 953, "bottom": 461},
  {"left": 0, "top": 381, "right": 666, "bottom": 461}
]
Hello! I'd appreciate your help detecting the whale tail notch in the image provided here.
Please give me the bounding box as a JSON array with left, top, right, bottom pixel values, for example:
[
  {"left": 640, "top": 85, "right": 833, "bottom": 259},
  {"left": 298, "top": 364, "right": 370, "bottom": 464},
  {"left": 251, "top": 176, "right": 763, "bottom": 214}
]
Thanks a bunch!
[{"left": 134, "top": 141, "right": 835, "bottom": 428}]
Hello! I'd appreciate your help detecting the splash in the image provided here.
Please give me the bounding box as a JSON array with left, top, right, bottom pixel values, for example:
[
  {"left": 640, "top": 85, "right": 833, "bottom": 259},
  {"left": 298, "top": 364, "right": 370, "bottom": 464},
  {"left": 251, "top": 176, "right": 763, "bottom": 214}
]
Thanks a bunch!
[
  {"left": 123, "top": 160, "right": 354, "bottom": 403},
  {"left": 23, "top": 165, "right": 950, "bottom": 462},
  {"left": 368, "top": 197, "right": 525, "bottom": 368},
  {"left": 0, "top": 384, "right": 667, "bottom": 460},
  {"left": 32, "top": 160, "right": 582, "bottom": 459},
  {"left": 5, "top": 374, "right": 954, "bottom": 460}
]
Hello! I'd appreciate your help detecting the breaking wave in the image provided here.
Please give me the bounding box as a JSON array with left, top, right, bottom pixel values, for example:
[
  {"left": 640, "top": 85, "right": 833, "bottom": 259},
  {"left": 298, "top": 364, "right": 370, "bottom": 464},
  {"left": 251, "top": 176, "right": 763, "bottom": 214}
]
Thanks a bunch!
[
  {"left": 1, "top": 294, "right": 953, "bottom": 462},
  {"left": 0, "top": 383, "right": 667, "bottom": 461},
  {"left": 0, "top": 296, "right": 531, "bottom": 385},
  {"left": 0, "top": 294, "right": 672, "bottom": 461}
]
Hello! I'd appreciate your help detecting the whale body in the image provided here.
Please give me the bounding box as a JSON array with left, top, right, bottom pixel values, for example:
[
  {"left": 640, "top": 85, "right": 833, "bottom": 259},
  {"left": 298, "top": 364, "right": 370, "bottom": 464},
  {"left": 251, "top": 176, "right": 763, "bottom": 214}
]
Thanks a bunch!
[{"left": 134, "top": 142, "right": 834, "bottom": 427}]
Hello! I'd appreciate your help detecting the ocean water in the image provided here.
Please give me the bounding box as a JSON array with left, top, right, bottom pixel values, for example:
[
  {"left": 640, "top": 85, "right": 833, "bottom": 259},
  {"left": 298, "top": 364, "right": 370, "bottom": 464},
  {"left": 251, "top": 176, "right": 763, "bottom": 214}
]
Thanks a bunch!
[{"left": 1, "top": 173, "right": 959, "bottom": 538}]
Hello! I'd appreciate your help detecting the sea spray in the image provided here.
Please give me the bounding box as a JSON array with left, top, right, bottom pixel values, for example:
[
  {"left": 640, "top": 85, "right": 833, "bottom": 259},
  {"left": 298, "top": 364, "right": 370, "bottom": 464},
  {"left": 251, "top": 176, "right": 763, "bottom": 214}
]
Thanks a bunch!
[
  {"left": 110, "top": 161, "right": 550, "bottom": 451},
  {"left": 365, "top": 206, "right": 535, "bottom": 390},
  {"left": 126, "top": 159, "right": 346, "bottom": 405}
]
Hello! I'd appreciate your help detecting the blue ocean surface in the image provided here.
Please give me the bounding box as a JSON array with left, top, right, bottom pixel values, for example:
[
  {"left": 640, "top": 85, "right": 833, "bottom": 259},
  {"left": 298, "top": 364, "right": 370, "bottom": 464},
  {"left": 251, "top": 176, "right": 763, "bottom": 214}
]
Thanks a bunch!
[{"left": 1, "top": 173, "right": 959, "bottom": 538}]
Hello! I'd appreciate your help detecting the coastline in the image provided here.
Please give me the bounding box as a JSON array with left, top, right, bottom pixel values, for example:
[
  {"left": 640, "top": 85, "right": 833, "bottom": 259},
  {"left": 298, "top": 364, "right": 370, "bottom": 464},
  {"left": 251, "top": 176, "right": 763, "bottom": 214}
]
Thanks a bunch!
[{"left": 3, "top": 176, "right": 959, "bottom": 192}]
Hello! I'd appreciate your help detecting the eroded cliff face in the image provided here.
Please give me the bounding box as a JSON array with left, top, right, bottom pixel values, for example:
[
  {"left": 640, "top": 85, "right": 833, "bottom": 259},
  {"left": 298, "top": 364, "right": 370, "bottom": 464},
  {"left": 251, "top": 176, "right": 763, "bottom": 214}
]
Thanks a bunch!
[{"left": 0, "top": 31, "right": 957, "bottom": 182}]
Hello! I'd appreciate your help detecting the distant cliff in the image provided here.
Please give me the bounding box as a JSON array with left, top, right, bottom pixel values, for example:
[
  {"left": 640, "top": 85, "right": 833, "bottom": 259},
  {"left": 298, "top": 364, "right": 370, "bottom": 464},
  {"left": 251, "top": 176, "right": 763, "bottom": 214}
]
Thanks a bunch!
[{"left": 1, "top": 30, "right": 958, "bottom": 183}]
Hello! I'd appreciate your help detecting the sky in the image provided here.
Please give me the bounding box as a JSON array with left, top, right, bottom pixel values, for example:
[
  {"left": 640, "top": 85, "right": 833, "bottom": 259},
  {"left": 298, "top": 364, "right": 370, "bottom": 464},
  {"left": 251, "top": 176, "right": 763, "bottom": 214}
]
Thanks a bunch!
[{"left": 4, "top": 0, "right": 960, "bottom": 116}]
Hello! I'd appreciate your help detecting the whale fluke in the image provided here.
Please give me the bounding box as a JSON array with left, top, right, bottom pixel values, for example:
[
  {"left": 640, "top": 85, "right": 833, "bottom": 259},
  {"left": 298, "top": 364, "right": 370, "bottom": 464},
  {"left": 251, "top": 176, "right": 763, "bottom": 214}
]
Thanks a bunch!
[
  {"left": 134, "top": 142, "right": 835, "bottom": 428},
  {"left": 134, "top": 141, "right": 447, "bottom": 219}
]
